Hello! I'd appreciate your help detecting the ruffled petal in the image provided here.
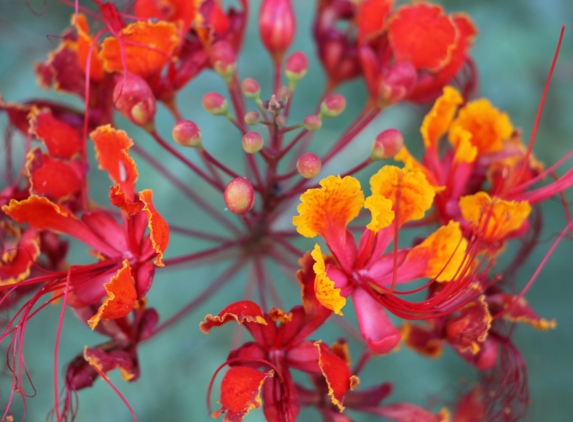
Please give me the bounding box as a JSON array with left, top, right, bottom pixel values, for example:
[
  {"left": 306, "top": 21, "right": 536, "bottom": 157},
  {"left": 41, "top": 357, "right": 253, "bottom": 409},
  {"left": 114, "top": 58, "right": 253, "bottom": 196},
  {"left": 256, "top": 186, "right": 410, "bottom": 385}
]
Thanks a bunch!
[
  {"left": 311, "top": 244, "right": 346, "bottom": 315},
  {"left": 315, "top": 340, "right": 359, "bottom": 412},
  {"left": 139, "top": 189, "right": 169, "bottom": 266},
  {"left": 200, "top": 300, "right": 267, "bottom": 334},
  {"left": 388, "top": 3, "right": 457, "bottom": 71},
  {"left": 459, "top": 192, "right": 530, "bottom": 242},
  {"left": 212, "top": 366, "right": 273, "bottom": 422},
  {"left": 293, "top": 175, "right": 364, "bottom": 240},
  {"left": 449, "top": 98, "right": 513, "bottom": 155},
  {"left": 88, "top": 260, "right": 138, "bottom": 329},
  {"left": 368, "top": 166, "right": 435, "bottom": 226},
  {"left": 420, "top": 86, "right": 463, "bottom": 149},
  {"left": 100, "top": 21, "right": 179, "bottom": 78}
]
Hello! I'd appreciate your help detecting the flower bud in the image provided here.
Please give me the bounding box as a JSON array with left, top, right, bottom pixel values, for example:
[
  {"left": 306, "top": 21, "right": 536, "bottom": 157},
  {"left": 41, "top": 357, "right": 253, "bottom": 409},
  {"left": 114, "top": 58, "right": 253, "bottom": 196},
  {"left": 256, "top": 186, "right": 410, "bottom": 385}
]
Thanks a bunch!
[
  {"left": 297, "top": 152, "right": 321, "bottom": 179},
  {"left": 371, "top": 129, "right": 404, "bottom": 160},
  {"left": 113, "top": 73, "right": 156, "bottom": 128},
  {"left": 259, "top": 0, "right": 296, "bottom": 64},
  {"left": 210, "top": 41, "right": 237, "bottom": 83},
  {"left": 241, "top": 78, "right": 261, "bottom": 99},
  {"left": 379, "top": 62, "right": 417, "bottom": 105},
  {"left": 244, "top": 111, "right": 260, "bottom": 125},
  {"left": 285, "top": 52, "right": 308, "bottom": 87},
  {"left": 202, "top": 92, "right": 228, "bottom": 115},
  {"left": 224, "top": 177, "right": 255, "bottom": 215},
  {"left": 242, "top": 131, "right": 264, "bottom": 154},
  {"left": 276, "top": 86, "right": 290, "bottom": 101},
  {"left": 320, "top": 94, "right": 346, "bottom": 118},
  {"left": 275, "top": 115, "right": 287, "bottom": 128},
  {"left": 172, "top": 120, "right": 202, "bottom": 148},
  {"left": 303, "top": 115, "right": 322, "bottom": 131}
]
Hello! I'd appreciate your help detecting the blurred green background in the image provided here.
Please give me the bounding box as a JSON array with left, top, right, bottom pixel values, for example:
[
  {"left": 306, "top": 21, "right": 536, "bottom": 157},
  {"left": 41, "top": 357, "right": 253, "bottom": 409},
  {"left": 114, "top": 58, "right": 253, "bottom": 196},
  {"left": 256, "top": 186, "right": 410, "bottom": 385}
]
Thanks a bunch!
[{"left": 1, "top": 0, "right": 572, "bottom": 421}]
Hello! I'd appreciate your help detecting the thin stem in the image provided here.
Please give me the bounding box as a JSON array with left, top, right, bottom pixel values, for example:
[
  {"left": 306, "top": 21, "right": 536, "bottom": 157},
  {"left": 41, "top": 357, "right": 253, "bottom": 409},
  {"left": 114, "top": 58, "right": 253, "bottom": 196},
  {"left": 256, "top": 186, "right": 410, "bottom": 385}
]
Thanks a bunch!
[
  {"left": 148, "top": 129, "right": 224, "bottom": 191},
  {"left": 131, "top": 143, "right": 241, "bottom": 235},
  {"left": 150, "top": 259, "right": 246, "bottom": 337},
  {"left": 162, "top": 240, "right": 242, "bottom": 267}
]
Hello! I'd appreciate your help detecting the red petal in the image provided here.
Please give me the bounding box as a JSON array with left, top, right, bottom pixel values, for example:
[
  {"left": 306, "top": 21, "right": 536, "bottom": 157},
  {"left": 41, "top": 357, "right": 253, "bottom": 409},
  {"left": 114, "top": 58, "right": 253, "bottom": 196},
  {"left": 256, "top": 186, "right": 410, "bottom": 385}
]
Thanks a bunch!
[
  {"left": 88, "top": 260, "right": 137, "bottom": 329},
  {"left": 371, "top": 402, "right": 450, "bottom": 422},
  {"left": 35, "top": 39, "right": 86, "bottom": 98},
  {"left": 90, "top": 125, "right": 138, "bottom": 200},
  {"left": 212, "top": 366, "right": 273, "bottom": 422},
  {"left": 0, "top": 225, "right": 40, "bottom": 285},
  {"left": 445, "top": 296, "right": 491, "bottom": 354},
  {"left": 200, "top": 300, "right": 267, "bottom": 334},
  {"left": 27, "top": 150, "right": 83, "bottom": 200},
  {"left": 109, "top": 185, "right": 141, "bottom": 216},
  {"left": 315, "top": 340, "right": 358, "bottom": 411},
  {"left": 488, "top": 293, "right": 556, "bottom": 330},
  {"left": 357, "top": 0, "right": 394, "bottom": 43},
  {"left": 139, "top": 189, "right": 169, "bottom": 266},
  {"left": 100, "top": 21, "right": 179, "bottom": 79},
  {"left": 83, "top": 346, "right": 139, "bottom": 381},
  {"left": 388, "top": 4, "right": 457, "bottom": 71},
  {"left": 74, "top": 14, "right": 105, "bottom": 81},
  {"left": 2, "top": 196, "right": 118, "bottom": 257},
  {"left": 401, "top": 322, "right": 444, "bottom": 358},
  {"left": 354, "top": 288, "right": 401, "bottom": 354},
  {"left": 30, "top": 109, "right": 82, "bottom": 159}
]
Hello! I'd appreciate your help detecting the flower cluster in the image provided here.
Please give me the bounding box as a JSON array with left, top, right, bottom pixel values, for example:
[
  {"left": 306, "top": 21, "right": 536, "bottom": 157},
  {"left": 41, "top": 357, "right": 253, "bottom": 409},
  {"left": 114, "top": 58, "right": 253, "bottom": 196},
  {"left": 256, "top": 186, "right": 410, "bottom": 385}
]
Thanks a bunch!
[{"left": 0, "top": 0, "right": 569, "bottom": 421}]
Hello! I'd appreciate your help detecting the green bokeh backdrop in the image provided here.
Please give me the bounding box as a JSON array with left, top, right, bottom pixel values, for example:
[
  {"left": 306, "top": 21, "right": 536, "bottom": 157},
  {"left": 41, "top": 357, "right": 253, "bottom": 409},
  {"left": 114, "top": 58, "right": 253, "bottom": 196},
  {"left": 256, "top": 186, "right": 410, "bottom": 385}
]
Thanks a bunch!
[{"left": 0, "top": 0, "right": 572, "bottom": 421}]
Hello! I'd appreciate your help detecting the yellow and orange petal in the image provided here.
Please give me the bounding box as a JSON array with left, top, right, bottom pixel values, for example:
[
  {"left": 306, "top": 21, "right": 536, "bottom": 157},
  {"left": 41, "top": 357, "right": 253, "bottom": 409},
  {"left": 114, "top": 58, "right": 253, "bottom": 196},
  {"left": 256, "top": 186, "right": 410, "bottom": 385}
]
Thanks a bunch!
[
  {"left": 74, "top": 14, "right": 105, "bottom": 81},
  {"left": 293, "top": 175, "right": 364, "bottom": 239},
  {"left": 451, "top": 127, "right": 477, "bottom": 164},
  {"left": 409, "top": 221, "right": 468, "bottom": 282},
  {"left": 88, "top": 260, "right": 137, "bottom": 330},
  {"left": 211, "top": 367, "right": 273, "bottom": 422},
  {"left": 139, "top": 189, "right": 170, "bottom": 267},
  {"left": 100, "top": 21, "right": 179, "bottom": 79},
  {"left": 449, "top": 98, "right": 513, "bottom": 155},
  {"left": 388, "top": 3, "right": 457, "bottom": 72},
  {"left": 311, "top": 244, "right": 346, "bottom": 315},
  {"left": 364, "top": 191, "right": 394, "bottom": 232},
  {"left": 421, "top": 86, "right": 463, "bottom": 149},
  {"left": 368, "top": 166, "right": 435, "bottom": 226},
  {"left": 459, "top": 192, "right": 531, "bottom": 242}
]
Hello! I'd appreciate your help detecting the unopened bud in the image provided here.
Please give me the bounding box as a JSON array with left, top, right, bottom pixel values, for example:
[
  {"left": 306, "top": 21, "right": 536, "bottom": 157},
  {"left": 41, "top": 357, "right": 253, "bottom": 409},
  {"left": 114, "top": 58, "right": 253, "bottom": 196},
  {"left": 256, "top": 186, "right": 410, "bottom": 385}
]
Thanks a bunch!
[
  {"left": 172, "top": 120, "right": 202, "bottom": 148},
  {"left": 210, "top": 41, "right": 237, "bottom": 83},
  {"left": 113, "top": 74, "right": 156, "bottom": 128},
  {"left": 285, "top": 52, "right": 308, "bottom": 87},
  {"left": 379, "top": 62, "right": 417, "bottom": 105},
  {"left": 275, "top": 115, "right": 287, "bottom": 128},
  {"left": 371, "top": 129, "right": 404, "bottom": 160},
  {"left": 276, "top": 86, "right": 290, "bottom": 101},
  {"left": 202, "top": 92, "right": 228, "bottom": 115},
  {"left": 242, "top": 131, "right": 264, "bottom": 154},
  {"left": 244, "top": 111, "right": 260, "bottom": 125},
  {"left": 259, "top": 0, "right": 296, "bottom": 64},
  {"left": 320, "top": 94, "right": 346, "bottom": 118},
  {"left": 303, "top": 115, "right": 322, "bottom": 131},
  {"left": 224, "top": 178, "right": 255, "bottom": 215},
  {"left": 241, "top": 78, "right": 261, "bottom": 99},
  {"left": 297, "top": 152, "right": 321, "bottom": 179}
]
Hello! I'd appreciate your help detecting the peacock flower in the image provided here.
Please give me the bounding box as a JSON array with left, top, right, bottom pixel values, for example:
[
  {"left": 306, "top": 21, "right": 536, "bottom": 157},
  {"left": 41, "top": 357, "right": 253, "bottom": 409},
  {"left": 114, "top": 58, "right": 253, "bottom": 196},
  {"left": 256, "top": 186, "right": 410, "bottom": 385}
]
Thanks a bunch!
[{"left": 293, "top": 166, "right": 475, "bottom": 354}]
